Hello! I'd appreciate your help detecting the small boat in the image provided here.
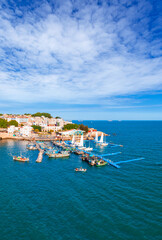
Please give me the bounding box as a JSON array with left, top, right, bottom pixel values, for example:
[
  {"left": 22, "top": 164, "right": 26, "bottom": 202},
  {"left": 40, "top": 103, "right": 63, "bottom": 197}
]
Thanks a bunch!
[
  {"left": 75, "top": 167, "right": 87, "bottom": 172},
  {"left": 96, "top": 160, "right": 107, "bottom": 167},
  {"left": 27, "top": 145, "right": 37, "bottom": 150},
  {"left": 13, "top": 156, "right": 29, "bottom": 162},
  {"left": 78, "top": 146, "right": 86, "bottom": 150},
  {"left": 85, "top": 147, "right": 93, "bottom": 151},
  {"left": 90, "top": 160, "right": 96, "bottom": 166},
  {"left": 75, "top": 150, "right": 84, "bottom": 155},
  {"left": 100, "top": 142, "right": 108, "bottom": 146},
  {"left": 81, "top": 154, "right": 89, "bottom": 161}
]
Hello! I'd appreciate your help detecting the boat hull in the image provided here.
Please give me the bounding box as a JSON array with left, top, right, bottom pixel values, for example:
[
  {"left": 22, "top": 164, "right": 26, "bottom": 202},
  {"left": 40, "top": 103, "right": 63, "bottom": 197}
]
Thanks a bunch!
[{"left": 13, "top": 156, "right": 29, "bottom": 162}]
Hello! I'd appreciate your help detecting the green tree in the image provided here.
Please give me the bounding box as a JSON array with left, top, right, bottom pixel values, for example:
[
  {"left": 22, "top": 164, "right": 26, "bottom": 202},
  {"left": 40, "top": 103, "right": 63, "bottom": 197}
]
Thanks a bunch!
[
  {"left": 8, "top": 120, "right": 18, "bottom": 127},
  {"left": 0, "top": 119, "right": 8, "bottom": 128},
  {"left": 63, "top": 123, "right": 79, "bottom": 131},
  {"left": 55, "top": 116, "right": 61, "bottom": 119},
  {"left": 32, "top": 125, "right": 41, "bottom": 132},
  {"left": 32, "top": 112, "right": 52, "bottom": 118},
  {"left": 79, "top": 124, "right": 89, "bottom": 133}
]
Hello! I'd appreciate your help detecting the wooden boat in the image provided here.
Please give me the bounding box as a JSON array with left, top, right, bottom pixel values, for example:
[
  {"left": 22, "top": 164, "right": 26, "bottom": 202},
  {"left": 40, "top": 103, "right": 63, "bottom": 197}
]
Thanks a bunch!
[
  {"left": 13, "top": 156, "right": 29, "bottom": 162},
  {"left": 75, "top": 167, "right": 87, "bottom": 172}
]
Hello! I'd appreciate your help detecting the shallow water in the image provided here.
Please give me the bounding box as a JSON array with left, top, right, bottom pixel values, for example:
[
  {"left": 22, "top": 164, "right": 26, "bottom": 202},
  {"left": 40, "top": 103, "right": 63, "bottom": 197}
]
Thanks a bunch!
[{"left": 0, "top": 121, "right": 161, "bottom": 240}]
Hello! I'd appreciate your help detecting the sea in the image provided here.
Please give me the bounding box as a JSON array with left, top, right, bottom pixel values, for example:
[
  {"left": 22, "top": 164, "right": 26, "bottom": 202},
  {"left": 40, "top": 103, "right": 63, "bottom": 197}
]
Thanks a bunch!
[{"left": 0, "top": 121, "right": 161, "bottom": 240}]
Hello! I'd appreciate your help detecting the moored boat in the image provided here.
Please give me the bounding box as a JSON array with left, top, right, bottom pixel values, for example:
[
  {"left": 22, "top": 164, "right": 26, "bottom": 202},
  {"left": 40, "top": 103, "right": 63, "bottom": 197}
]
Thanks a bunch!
[
  {"left": 96, "top": 160, "right": 107, "bottom": 166},
  {"left": 48, "top": 151, "right": 70, "bottom": 158},
  {"left": 75, "top": 150, "right": 84, "bottom": 155},
  {"left": 27, "top": 145, "right": 37, "bottom": 150},
  {"left": 84, "top": 147, "right": 93, "bottom": 151}
]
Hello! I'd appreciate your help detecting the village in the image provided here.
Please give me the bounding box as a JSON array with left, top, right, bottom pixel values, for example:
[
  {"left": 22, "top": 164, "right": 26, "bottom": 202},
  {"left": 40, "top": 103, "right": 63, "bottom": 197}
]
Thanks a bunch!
[{"left": 0, "top": 113, "right": 104, "bottom": 141}]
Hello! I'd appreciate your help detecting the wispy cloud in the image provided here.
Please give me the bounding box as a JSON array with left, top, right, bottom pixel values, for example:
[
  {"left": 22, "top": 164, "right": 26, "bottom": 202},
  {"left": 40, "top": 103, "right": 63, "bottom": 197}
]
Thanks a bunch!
[{"left": 0, "top": 0, "right": 161, "bottom": 107}]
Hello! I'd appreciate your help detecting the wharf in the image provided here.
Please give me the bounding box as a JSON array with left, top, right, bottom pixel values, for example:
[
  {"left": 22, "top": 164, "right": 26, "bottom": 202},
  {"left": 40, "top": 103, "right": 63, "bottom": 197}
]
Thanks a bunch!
[
  {"left": 36, "top": 150, "right": 44, "bottom": 163},
  {"left": 82, "top": 150, "right": 120, "bottom": 168},
  {"left": 35, "top": 141, "right": 44, "bottom": 163},
  {"left": 52, "top": 141, "right": 146, "bottom": 169}
]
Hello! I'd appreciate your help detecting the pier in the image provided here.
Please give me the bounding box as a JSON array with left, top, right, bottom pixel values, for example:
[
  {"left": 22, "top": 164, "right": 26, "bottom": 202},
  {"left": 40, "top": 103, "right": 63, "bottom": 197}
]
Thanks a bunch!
[
  {"left": 116, "top": 157, "right": 145, "bottom": 165},
  {"left": 32, "top": 140, "right": 146, "bottom": 168},
  {"left": 35, "top": 141, "right": 44, "bottom": 163},
  {"left": 36, "top": 150, "right": 44, "bottom": 163}
]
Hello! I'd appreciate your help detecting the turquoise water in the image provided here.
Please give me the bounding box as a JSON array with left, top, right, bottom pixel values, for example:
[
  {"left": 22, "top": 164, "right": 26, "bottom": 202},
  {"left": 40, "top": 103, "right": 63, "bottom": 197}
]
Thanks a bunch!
[{"left": 0, "top": 121, "right": 161, "bottom": 240}]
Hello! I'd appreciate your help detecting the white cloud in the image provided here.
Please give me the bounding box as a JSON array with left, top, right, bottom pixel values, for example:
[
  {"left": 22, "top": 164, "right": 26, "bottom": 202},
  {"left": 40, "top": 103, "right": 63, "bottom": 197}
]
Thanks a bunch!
[{"left": 0, "top": 0, "right": 161, "bottom": 106}]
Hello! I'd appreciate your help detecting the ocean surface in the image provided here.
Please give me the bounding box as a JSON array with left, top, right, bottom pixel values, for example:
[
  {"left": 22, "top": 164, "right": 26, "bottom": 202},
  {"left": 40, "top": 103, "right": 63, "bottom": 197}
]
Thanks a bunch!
[{"left": 0, "top": 121, "right": 161, "bottom": 240}]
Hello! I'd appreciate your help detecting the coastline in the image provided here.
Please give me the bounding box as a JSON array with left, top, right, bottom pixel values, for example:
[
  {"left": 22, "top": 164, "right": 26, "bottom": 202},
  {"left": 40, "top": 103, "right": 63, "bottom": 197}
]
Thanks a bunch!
[{"left": 0, "top": 130, "right": 108, "bottom": 142}]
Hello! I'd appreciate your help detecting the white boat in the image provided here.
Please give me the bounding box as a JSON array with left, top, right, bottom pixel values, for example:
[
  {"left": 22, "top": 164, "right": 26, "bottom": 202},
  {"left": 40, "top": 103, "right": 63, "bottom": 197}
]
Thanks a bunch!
[
  {"left": 95, "top": 132, "right": 98, "bottom": 142},
  {"left": 72, "top": 134, "right": 75, "bottom": 144},
  {"left": 99, "top": 133, "right": 108, "bottom": 146},
  {"left": 75, "top": 167, "right": 87, "bottom": 172},
  {"left": 85, "top": 147, "right": 93, "bottom": 151},
  {"left": 100, "top": 142, "right": 108, "bottom": 146},
  {"left": 77, "top": 134, "right": 85, "bottom": 149},
  {"left": 99, "top": 133, "right": 104, "bottom": 144},
  {"left": 78, "top": 146, "right": 86, "bottom": 150},
  {"left": 84, "top": 141, "right": 93, "bottom": 151}
]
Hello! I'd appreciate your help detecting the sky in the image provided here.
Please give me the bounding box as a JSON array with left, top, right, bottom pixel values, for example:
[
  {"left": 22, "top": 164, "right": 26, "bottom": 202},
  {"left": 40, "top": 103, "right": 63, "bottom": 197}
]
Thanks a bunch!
[{"left": 0, "top": 0, "right": 162, "bottom": 120}]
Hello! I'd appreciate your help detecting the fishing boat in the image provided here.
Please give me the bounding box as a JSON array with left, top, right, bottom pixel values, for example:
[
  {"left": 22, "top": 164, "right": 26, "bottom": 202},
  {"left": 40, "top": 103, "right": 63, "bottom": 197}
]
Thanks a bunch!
[
  {"left": 75, "top": 167, "right": 87, "bottom": 172},
  {"left": 13, "top": 156, "right": 29, "bottom": 162},
  {"left": 96, "top": 160, "right": 108, "bottom": 166},
  {"left": 48, "top": 151, "right": 70, "bottom": 158}
]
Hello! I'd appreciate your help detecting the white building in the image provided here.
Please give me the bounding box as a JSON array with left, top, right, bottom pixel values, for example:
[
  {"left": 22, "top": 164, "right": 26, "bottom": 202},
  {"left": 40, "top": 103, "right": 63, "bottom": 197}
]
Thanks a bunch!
[
  {"left": 42, "top": 125, "right": 62, "bottom": 132},
  {"left": 59, "top": 129, "right": 84, "bottom": 136},
  {"left": 8, "top": 125, "right": 19, "bottom": 134},
  {"left": 16, "top": 116, "right": 28, "bottom": 124},
  {"left": 20, "top": 126, "right": 33, "bottom": 137}
]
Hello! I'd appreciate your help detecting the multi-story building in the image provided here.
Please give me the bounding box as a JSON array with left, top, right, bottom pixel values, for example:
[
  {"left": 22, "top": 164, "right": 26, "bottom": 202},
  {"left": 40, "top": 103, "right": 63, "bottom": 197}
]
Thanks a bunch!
[{"left": 20, "top": 126, "right": 33, "bottom": 137}]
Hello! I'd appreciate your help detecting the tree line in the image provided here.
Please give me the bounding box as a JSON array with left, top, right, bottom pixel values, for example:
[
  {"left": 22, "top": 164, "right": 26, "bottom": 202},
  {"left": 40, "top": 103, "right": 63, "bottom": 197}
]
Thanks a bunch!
[
  {"left": 63, "top": 123, "right": 89, "bottom": 133},
  {"left": 0, "top": 119, "right": 18, "bottom": 128}
]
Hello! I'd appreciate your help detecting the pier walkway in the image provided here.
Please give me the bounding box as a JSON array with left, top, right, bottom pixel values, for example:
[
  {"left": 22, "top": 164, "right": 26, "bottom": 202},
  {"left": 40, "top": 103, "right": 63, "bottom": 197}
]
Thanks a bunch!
[
  {"left": 54, "top": 141, "right": 146, "bottom": 169},
  {"left": 35, "top": 141, "right": 44, "bottom": 163}
]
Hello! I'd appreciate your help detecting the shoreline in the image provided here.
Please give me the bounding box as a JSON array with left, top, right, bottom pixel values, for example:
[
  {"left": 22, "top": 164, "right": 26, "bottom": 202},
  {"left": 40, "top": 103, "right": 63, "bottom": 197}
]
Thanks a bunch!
[{"left": 0, "top": 130, "right": 108, "bottom": 142}]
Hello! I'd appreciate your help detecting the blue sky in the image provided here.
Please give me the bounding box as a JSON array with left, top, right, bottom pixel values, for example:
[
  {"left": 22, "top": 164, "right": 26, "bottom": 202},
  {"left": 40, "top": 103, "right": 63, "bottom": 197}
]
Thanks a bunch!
[{"left": 0, "top": 0, "right": 162, "bottom": 120}]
